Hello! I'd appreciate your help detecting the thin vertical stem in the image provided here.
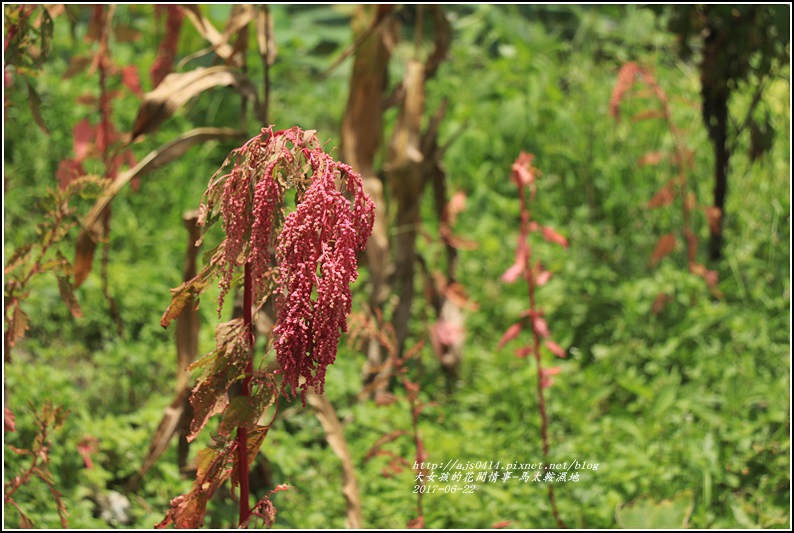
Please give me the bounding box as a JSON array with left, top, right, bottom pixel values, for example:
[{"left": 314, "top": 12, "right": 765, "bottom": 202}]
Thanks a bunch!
[
  {"left": 237, "top": 263, "right": 254, "bottom": 526},
  {"left": 520, "top": 183, "right": 568, "bottom": 529}
]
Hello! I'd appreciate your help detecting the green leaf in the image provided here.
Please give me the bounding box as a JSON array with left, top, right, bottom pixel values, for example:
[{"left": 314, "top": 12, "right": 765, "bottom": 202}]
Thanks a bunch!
[{"left": 218, "top": 389, "right": 274, "bottom": 438}]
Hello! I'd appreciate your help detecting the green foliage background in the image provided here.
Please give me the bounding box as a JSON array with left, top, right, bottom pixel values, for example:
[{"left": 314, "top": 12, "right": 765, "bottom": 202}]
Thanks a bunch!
[{"left": 3, "top": 5, "right": 790, "bottom": 529}]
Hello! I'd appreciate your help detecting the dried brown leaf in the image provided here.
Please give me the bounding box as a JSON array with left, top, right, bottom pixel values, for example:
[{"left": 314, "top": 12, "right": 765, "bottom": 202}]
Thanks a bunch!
[
  {"left": 650, "top": 233, "right": 676, "bottom": 265},
  {"left": 75, "top": 128, "right": 245, "bottom": 287},
  {"left": 131, "top": 67, "right": 258, "bottom": 139}
]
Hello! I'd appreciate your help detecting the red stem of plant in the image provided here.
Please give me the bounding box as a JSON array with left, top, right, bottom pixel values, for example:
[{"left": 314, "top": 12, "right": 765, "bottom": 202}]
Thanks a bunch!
[
  {"left": 237, "top": 263, "right": 254, "bottom": 526},
  {"left": 519, "top": 184, "right": 568, "bottom": 529}
]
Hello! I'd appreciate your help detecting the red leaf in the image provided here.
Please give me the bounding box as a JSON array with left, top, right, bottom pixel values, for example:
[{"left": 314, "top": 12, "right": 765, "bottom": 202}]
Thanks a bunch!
[
  {"left": 609, "top": 62, "right": 641, "bottom": 121},
  {"left": 540, "top": 366, "right": 561, "bottom": 388},
  {"left": 500, "top": 260, "right": 523, "bottom": 283},
  {"left": 492, "top": 521, "right": 512, "bottom": 529},
  {"left": 514, "top": 346, "right": 533, "bottom": 358},
  {"left": 121, "top": 65, "right": 143, "bottom": 97},
  {"left": 636, "top": 151, "right": 666, "bottom": 166},
  {"left": 545, "top": 340, "right": 566, "bottom": 358},
  {"left": 532, "top": 316, "right": 550, "bottom": 338},
  {"left": 4, "top": 407, "right": 15, "bottom": 433},
  {"left": 540, "top": 226, "right": 568, "bottom": 248},
  {"left": 72, "top": 119, "right": 95, "bottom": 162},
  {"left": 650, "top": 233, "right": 676, "bottom": 265},
  {"left": 56, "top": 159, "right": 84, "bottom": 190},
  {"left": 535, "top": 269, "right": 553, "bottom": 286},
  {"left": 497, "top": 323, "right": 522, "bottom": 349}
]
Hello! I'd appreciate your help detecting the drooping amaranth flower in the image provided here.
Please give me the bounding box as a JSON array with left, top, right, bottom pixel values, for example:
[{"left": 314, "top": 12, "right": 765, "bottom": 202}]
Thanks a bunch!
[{"left": 198, "top": 126, "right": 375, "bottom": 401}]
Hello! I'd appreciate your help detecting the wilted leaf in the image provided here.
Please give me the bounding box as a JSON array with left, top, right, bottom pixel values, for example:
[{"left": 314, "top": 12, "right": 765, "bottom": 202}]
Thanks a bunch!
[
  {"left": 364, "top": 430, "right": 410, "bottom": 463},
  {"left": 443, "top": 282, "right": 478, "bottom": 311},
  {"left": 647, "top": 181, "right": 675, "bottom": 209},
  {"left": 7, "top": 305, "right": 30, "bottom": 350},
  {"left": 540, "top": 226, "right": 568, "bottom": 248},
  {"left": 26, "top": 80, "right": 49, "bottom": 136},
  {"left": 218, "top": 391, "right": 273, "bottom": 438},
  {"left": 497, "top": 323, "right": 522, "bottom": 349},
  {"left": 57, "top": 276, "right": 83, "bottom": 318},
  {"left": 545, "top": 340, "right": 566, "bottom": 358},
  {"left": 4, "top": 244, "right": 33, "bottom": 276},
  {"left": 650, "top": 233, "right": 676, "bottom": 265},
  {"left": 161, "top": 265, "right": 213, "bottom": 328},
  {"left": 130, "top": 67, "right": 259, "bottom": 139},
  {"left": 75, "top": 128, "right": 245, "bottom": 287},
  {"left": 181, "top": 5, "right": 251, "bottom": 66},
  {"left": 63, "top": 55, "right": 91, "bottom": 79}
]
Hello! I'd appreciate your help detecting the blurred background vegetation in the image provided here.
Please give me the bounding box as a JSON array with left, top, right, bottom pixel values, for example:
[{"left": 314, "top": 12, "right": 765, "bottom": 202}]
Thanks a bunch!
[{"left": 3, "top": 4, "right": 790, "bottom": 529}]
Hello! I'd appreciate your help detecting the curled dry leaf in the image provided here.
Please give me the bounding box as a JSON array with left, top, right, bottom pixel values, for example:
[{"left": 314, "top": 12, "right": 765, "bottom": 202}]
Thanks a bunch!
[
  {"left": 131, "top": 67, "right": 259, "bottom": 139},
  {"left": 75, "top": 128, "right": 246, "bottom": 287}
]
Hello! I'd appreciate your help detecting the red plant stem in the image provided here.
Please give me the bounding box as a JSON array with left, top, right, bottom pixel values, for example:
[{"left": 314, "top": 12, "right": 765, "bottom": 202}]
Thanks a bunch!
[
  {"left": 519, "top": 184, "right": 568, "bottom": 529},
  {"left": 237, "top": 263, "right": 254, "bottom": 525}
]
